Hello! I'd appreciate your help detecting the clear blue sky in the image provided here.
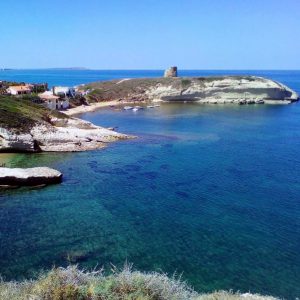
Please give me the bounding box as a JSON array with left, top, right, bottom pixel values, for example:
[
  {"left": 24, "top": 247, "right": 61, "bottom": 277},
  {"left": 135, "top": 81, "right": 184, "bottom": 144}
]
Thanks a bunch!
[{"left": 1, "top": 0, "right": 299, "bottom": 69}]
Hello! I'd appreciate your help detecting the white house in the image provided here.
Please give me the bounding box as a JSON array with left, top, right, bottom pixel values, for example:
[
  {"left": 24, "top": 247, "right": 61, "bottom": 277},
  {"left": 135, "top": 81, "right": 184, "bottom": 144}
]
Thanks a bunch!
[
  {"left": 53, "top": 86, "right": 75, "bottom": 97},
  {"left": 7, "top": 85, "right": 32, "bottom": 95},
  {"left": 38, "top": 91, "right": 69, "bottom": 110}
]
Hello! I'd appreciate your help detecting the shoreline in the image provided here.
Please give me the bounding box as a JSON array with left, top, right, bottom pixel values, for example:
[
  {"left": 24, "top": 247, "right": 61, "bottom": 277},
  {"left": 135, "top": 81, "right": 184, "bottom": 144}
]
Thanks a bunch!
[
  {"left": 63, "top": 100, "right": 121, "bottom": 116},
  {"left": 63, "top": 98, "right": 293, "bottom": 118}
]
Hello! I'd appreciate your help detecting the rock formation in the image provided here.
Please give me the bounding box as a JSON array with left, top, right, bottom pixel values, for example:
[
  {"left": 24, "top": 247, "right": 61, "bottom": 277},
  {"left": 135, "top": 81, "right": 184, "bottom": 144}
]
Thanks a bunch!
[
  {"left": 164, "top": 66, "right": 178, "bottom": 78},
  {"left": 0, "top": 167, "right": 62, "bottom": 186},
  {"left": 0, "top": 117, "right": 131, "bottom": 152}
]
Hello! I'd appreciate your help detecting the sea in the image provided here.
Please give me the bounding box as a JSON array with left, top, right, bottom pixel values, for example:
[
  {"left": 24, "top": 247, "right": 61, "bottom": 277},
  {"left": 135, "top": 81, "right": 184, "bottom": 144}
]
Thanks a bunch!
[{"left": 0, "top": 69, "right": 300, "bottom": 299}]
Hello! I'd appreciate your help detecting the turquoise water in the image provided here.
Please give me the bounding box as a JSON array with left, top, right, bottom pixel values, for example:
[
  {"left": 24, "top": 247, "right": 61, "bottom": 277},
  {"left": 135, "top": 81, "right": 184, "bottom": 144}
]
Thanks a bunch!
[{"left": 0, "top": 71, "right": 300, "bottom": 299}]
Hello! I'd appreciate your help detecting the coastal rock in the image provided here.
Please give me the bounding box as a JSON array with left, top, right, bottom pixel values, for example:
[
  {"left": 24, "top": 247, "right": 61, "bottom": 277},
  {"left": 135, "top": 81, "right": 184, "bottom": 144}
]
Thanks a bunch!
[
  {"left": 30, "top": 117, "right": 131, "bottom": 152},
  {"left": 0, "top": 128, "right": 36, "bottom": 152},
  {"left": 164, "top": 66, "right": 178, "bottom": 78},
  {"left": 0, "top": 117, "right": 132, "bottom": 152},
  {"left": 0, "top": 167, "right": 62, "bottom": 186}
]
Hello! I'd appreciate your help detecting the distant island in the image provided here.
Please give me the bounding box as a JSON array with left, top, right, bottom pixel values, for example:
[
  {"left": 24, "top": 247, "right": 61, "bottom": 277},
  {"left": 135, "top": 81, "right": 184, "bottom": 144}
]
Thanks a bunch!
[
  {"left": 45, "top": 67, "right": 90, "bottom": 70},
  {"left": 0, "top": 67, "right": 90, "bottom": 71}
]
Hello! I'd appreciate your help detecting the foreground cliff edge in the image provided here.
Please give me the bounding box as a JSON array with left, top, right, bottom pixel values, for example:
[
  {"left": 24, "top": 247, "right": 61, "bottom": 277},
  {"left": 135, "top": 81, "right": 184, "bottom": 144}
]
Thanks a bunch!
[
  {"left": 0, "top": 265, "right": 279, "bottom": 300},
  {"left": 81, "top": 75, "right": 299, "bottom": 104},
  {"left": 0, "top": 96, "right": 132, "bottom": 153}
]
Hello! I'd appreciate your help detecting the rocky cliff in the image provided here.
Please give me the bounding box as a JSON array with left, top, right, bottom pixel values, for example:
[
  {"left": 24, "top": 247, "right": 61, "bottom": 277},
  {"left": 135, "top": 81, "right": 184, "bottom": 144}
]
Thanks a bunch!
[{"left": 82, "top": 76, "right": 299, "bottom": 104}]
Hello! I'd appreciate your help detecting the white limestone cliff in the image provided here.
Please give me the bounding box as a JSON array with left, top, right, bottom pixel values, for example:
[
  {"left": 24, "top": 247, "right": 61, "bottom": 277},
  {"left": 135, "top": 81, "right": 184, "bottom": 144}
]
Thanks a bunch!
[{"left": 145, "top": 77, "right": 299, "bottom": 104}]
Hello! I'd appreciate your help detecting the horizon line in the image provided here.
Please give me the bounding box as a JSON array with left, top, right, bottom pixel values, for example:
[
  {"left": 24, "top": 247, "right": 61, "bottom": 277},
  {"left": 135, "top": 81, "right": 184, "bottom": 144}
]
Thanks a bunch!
[{"left": 2, "top": 68, "right": 300, "bottom": 71}]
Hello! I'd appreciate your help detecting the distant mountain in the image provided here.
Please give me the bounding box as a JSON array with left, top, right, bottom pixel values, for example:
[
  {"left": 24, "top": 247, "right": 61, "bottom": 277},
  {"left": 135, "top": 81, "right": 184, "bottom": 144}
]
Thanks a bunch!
[
  {"left": 45, "top": 67, "right": 90, "bottom": 70},
  {"left": 1, "top": 67, "right": 90, "bottom": 71}
]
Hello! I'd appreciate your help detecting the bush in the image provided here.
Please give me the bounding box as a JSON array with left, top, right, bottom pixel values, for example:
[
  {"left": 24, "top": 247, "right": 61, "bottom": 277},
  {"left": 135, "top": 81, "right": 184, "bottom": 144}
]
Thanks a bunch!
[
  {"left": 181, "top": 79, "right": 192, "bottom": 87},
  {"left": 0, "top": 265, "right": 279, "bottom": 300}
]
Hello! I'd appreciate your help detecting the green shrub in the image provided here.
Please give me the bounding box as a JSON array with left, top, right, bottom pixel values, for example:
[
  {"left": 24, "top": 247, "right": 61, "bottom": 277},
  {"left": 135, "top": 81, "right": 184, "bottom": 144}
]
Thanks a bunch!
[{"left": 181, "top": 79, "right": 192, "bottom": 87}]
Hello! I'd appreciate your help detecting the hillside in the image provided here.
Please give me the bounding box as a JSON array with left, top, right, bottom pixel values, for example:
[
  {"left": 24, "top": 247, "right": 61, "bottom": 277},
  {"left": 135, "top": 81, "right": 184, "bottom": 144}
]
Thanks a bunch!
[
  {"left": 0, "top": 96, "right": 67, "bottom": 133},
  {"left": 0, "top": 96, "right": 130, "bottom": 152}
]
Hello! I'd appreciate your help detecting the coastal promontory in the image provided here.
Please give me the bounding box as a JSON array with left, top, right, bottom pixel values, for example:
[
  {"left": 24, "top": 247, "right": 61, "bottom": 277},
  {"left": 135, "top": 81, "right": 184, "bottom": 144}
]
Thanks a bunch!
[{"left": 81, "top": 75, "right": 299, "bottom": 104}]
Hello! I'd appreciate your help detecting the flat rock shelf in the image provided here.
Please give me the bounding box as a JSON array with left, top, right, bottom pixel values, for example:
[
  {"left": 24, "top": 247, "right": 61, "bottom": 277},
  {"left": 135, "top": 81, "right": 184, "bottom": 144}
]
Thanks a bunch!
[{"left": 0, "top": 167, "right": 63, "bottom": 186}]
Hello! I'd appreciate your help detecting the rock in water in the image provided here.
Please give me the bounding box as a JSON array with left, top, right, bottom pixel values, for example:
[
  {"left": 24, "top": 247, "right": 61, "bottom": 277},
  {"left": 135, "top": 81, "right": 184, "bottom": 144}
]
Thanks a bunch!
[
  {"left": 164, "top": 66, "right": 178, "bottom": 78},
  {"left": 0, "top": 167, "right": 62, "bottom": 186}
]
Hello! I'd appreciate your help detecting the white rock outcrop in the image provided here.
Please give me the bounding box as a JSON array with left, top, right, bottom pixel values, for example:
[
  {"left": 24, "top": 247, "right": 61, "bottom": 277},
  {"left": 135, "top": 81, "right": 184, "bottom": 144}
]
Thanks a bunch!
[
  {"left": 145, "top": 77, "right": 299, "bottom": 103},
  {"left": 30, "top": 117, "right": 130, "bottom": 152},
  {"left": 0, "top": 167, "right": 62, "bottom": 186},
  {"left": 0, "top": 128, "right": 36, "bottom": 151},
  {"left": 0, "top": 117, "right": 131, "bottom": 152}
]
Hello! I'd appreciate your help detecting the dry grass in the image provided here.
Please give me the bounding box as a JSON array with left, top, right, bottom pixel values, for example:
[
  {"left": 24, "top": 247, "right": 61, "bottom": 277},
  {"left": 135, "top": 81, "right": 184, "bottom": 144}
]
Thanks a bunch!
[
  {"left": 0, "top": 265, "right": 279, "bottom": 300},
  {"left": 0, "top": 96, "right": 68, "bottom": 133}
]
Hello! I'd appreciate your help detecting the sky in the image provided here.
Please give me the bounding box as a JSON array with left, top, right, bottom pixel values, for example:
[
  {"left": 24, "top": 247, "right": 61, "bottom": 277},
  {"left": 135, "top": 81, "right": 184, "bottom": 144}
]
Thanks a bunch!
[{"left": 0, "top": 0, "right": 300, "bottom": 69}]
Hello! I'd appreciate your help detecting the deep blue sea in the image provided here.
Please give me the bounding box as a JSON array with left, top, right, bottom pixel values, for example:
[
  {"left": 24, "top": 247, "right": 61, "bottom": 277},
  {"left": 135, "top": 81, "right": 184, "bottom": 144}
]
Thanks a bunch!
[{"left": 0, "top": 70, "right": 300, "bottom": 299}]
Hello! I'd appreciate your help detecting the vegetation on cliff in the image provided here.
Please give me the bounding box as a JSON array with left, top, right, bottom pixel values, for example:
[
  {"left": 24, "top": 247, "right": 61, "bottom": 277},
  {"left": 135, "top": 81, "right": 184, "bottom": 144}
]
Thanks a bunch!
[
  {"left": 0, "top": 96, "right": 67, "bottom": 133},
  {"left": 0, "top": 265, "right": 277, "bottom": 300},
  {"left": 83, "top": 77, "right": 185, "bottom": 103}
]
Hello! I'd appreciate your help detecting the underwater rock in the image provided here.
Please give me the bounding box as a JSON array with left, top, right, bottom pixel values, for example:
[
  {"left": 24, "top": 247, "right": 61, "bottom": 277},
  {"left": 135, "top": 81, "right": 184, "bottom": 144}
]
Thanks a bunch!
[{"left": 62, "top": 250, "right": 91, "bottom": 263}]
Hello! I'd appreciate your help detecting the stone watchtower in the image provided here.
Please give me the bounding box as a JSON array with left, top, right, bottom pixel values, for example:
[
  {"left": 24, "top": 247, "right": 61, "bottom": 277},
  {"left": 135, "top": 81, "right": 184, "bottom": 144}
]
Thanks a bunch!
[{"left": 164, "top": 66, "right": 178, "bottom": 78}]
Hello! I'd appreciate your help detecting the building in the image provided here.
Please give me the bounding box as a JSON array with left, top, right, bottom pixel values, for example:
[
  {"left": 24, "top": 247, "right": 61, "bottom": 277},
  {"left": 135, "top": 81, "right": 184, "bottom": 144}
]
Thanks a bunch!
[
  {"left": 7, "top": 85, "right": 32, "bottom": 95},
  {"left": 53, "top": 86, "right": 76, "bottom": 97},
  {"left": 164, "top": 66, "right": 178, "bottom": 78},
  {"left": 76, "top": 88, "right": 90, "bottom": 96},
  {"left": 38, "top": 91, "right": 69, "bottom": 110}
]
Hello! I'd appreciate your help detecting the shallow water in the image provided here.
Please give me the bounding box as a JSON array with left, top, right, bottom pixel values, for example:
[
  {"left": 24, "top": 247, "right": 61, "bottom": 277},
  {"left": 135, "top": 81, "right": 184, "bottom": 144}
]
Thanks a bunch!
[{"left": 0, "top": 71, "right": 300, "bottom": 299}]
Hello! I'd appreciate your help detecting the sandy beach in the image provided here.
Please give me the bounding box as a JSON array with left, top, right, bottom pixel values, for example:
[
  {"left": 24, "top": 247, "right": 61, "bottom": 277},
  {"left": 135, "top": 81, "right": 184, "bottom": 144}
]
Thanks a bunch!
[{"left": 63, "top": 100, "right": 120, "bottom": 116}]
